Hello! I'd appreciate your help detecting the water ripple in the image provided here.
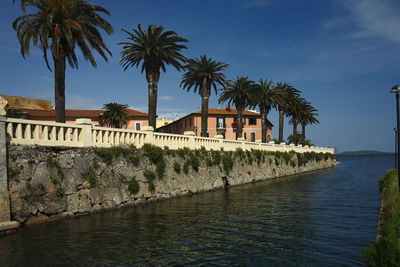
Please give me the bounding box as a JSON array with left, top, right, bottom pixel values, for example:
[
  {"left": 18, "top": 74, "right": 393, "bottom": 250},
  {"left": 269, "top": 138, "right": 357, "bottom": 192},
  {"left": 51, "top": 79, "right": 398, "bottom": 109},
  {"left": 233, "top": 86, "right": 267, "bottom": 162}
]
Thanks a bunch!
[{"left": 0, "top": 155, "right": 393, "bottom": 266}]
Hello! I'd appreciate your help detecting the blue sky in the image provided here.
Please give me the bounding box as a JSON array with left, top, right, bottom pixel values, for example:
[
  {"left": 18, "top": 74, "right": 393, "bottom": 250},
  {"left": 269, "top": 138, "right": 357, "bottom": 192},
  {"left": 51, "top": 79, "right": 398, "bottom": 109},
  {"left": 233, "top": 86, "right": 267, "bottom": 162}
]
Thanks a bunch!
[{"left": 1, "top": 0, "right": 400, "bottom": 153}]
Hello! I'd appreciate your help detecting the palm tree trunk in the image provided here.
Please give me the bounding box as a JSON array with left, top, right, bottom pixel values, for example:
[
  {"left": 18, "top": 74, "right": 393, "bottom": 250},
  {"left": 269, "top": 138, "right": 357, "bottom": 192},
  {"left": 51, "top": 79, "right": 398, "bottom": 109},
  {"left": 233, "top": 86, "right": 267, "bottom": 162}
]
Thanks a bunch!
[
  {"left": 292, "top": 120, "right": 298, "bottom": 145},
  {"left": 260, "top": 106, "right": 268, "bottom": 143},
  {"left": 237, "top": 108, "right": 244, "bottom": 139},
  {"left": 279, "top": 107, "right": 284, "bottom": 143},
  {"left": 301, "top": 123, "right": 306, "bottom": 146},
  {"left": 200, "top": 81, "right": 210, "bottom": 137},
  {"left": 54, "top": 48, "right": 66, "bottom": 123},
  {"left": 146, "top": 69, "right": 160, "bottom": 129},
  {"left": 200, "top": 95, "right": 210, "bottom": 137}
]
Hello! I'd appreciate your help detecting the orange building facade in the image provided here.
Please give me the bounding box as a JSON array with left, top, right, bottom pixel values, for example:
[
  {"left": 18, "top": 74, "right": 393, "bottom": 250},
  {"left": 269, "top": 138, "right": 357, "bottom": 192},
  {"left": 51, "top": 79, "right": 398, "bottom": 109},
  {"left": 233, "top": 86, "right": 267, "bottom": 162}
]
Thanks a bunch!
[
  {"left": 158, "top": 108, "right": 273, "bottom": 142},
  {"left": 20, "top": 108, "right": 148, "bottom": 131}
]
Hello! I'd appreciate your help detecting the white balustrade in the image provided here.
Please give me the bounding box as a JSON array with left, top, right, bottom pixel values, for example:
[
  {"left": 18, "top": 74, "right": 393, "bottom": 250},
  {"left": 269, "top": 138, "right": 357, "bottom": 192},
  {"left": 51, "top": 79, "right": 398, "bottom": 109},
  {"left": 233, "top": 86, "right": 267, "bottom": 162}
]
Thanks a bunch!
[
  {"left": 4, "top": 117, "right": 335, "bottom": 154},
  {"left": 5, "top": 118, "right": 83, "bottom": 147}
]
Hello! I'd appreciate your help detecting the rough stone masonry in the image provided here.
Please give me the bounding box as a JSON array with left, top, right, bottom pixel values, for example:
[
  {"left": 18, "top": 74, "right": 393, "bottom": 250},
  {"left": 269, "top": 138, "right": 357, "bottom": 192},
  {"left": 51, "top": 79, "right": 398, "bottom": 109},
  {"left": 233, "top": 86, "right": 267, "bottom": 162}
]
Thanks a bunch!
[{"left": 6, "top": 144, "right": 335, "bottom": 227}]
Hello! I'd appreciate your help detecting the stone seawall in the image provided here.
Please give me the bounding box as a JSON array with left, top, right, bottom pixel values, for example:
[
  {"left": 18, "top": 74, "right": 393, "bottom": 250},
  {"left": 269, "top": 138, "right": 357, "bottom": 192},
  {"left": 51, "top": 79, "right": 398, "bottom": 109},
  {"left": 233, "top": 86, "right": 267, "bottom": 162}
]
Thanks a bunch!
[{"left": 7, "top": 145, "right": 335, "bottom": 226}]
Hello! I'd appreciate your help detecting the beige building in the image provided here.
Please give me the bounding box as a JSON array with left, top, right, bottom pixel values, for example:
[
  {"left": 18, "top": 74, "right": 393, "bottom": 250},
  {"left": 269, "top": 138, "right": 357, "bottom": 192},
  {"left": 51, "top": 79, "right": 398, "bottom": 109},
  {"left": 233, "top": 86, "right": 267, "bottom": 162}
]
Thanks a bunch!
[{"left": 156, "top": 117, "right": 175, "bottom": 128}]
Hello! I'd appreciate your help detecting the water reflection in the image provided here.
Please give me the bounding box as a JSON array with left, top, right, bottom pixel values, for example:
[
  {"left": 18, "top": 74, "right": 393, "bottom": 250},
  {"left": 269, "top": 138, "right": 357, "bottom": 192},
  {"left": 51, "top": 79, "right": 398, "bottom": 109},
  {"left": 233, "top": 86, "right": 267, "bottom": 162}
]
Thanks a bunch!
[{"left": 0, "top": 155, "right": 393, "bottom": 266}]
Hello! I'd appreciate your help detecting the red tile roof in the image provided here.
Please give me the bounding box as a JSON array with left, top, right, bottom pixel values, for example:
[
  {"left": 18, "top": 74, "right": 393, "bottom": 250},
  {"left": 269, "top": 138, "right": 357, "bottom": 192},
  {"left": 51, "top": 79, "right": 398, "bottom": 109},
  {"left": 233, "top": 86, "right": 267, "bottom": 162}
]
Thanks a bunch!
[
  {"left": 21, "top": 108, "right": 148, "bottom": 118},
  {"left": 192, "top": 108, "right": 260, "bottom": 116}
]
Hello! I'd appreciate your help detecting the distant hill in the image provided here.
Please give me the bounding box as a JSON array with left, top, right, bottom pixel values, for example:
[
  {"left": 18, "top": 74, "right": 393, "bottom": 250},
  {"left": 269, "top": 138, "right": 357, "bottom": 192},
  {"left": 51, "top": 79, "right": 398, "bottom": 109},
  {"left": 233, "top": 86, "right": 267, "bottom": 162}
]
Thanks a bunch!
[{"left": 338, "top": 150, "right": 394, "bottom": 156}]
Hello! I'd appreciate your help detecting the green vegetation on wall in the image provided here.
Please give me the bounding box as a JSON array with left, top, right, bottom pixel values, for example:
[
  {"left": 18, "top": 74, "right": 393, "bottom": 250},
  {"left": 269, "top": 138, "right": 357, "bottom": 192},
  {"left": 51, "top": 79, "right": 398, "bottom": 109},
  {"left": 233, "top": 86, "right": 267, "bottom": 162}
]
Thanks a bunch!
[
  {"left": 363, "top": 169, "right": 400, "bottom": 266},
  {"left": 83, "top": 167, "right": 97, "bottom": 187},
  {"left": 144, "top": 169, "right": 156, "bottom": 193},
  {"left": 90, "top": 144, "right": 334, "bottom": 198},
  {"left": 128, "top": 176, "right": 140, "bottom": 195}
]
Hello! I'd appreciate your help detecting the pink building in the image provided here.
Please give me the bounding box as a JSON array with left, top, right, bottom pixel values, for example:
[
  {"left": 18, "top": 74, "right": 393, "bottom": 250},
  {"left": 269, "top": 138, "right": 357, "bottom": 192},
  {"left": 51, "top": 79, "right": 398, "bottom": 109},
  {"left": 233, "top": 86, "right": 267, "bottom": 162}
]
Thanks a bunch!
[
  {"left": 20, "top": 108, "right": 148, "bottom": 130},
  {"left": 158, "top": 108, "right": 273, "bottom": 142}
]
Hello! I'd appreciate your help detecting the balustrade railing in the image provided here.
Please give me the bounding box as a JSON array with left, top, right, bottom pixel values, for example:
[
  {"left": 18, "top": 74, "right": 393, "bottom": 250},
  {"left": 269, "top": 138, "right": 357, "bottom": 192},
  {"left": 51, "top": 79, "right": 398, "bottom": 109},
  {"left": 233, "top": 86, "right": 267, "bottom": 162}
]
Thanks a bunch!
[{"left": 3, "top": 117, "right": 334, "bottom": 154}]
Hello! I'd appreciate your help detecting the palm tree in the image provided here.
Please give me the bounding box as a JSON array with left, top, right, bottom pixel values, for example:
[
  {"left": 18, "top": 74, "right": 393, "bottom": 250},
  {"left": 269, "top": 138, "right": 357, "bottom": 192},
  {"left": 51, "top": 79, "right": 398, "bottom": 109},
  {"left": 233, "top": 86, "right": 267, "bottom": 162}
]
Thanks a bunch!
[
  {"left": 13, "top": 0, "right": 114, "bottom": 123},
  {"left": 180, "top": 55, "right": 228, "bottom": 137},
  {"left": 119, "top": 24, "right": 188, "bottom": 129},
  {"left": 218, "top": 76, "right": 258, "bottom": 139},
  {"left": 274, "top": 82, "right": 300, "bottom": 143},
  {"left": 287, "top": 96, "right": 308, "bottom": 145},
  {"left": 254, "top": 79, "right": 283, "bottom": 143},
  {"left": 287, "top": 131, "right": 301, "bottom": 145},
  {"left": 101, "top": 103, "right": 129, "bottom": 128},
  {"left": 299, "top": 104, "right": 319, "bottom": 146},
  {"left": 5, "top": 108, "right": 24, "bottom": 119}
]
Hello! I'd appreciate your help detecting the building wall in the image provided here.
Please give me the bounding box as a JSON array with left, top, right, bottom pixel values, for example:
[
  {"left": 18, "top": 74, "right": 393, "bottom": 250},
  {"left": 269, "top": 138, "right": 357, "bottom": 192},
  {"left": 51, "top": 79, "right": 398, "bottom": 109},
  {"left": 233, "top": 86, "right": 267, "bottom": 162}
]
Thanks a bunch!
[
  {"left": 162, "top": 114, "right": 272, "bottom": 142},
  {"left": 27, "top": 116, "right": 148, "bottom": 131}
]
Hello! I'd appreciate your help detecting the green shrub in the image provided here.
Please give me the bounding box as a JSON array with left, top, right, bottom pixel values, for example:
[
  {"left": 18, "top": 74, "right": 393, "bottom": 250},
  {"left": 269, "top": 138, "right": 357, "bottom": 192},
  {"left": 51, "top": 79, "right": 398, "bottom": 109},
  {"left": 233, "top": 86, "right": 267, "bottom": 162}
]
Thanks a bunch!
[
  {"left": 177, "top": 149, "right": 186, "bottom": 159},
  {"left": 247, "top": 155, "right": 253, "bottom": 165},
  {"left": 127, "top": 154, "right": 140, "bottom": 166},
  {"left": 144, "top": 169, "right": 156, "bottom": 192},
  {"left": 297, "top": 153, "right": 309, "bottom": 166},
  {"left": 189, "top": 154, "right": 200, "bottom": 172},
  {"left": 173, "top": 161, "right": 181, "bottom": 174},
  {"left": 183, "top": 161, "right": 189, "bottom": 175},
  {"left": 275, "top": 158, "right": 280, "bottom": 166},
  {"left": 205, "top": 157, "right": 213, "bottom": 167},
  {"left": 235, "top": 147, "right": 244, "bottom": 159},
  {"left": 222, "top": 153, "right": 234, "bottom": 175},
  {"left": 156, "top": 159, "right": 166, "bottom": 179},
  {"left": 51, "top": 177, "right": 59, "bottom": 185},
  {"left": 148, "top": 181, "right": 155, "bottom": 193},
  {"left": 83, "top": 167, "right": 97, "bottom": 187},
  {"left": 144, "top": 169, "right": 156, "bottom": 182},
  {"left": 128, "top": 176, "right": 140, "bottom": 195},
  {"left": 92, "top": 160, "right": 99, "bottom": 170},
  {"left": 363, "top": 169, "right": 400, "bottom": 266},
  {"left": 261, "top": 153, "right": 266, "bottom": 163},
  {"left": 94, "top": 147, "right": 114, "bottom": 165},
  {"left": 199, "top": 146, "right": 207, "bottom": 157},
  {"left": 252, "top": 149, "right": 262, "bottom": 162},
  {"left": 46, "top": 157, "right": 64, "bottom": 180},
  {"left": 142, "top": 144, "right": 163, "bottom": 164},
  {"left": 283, "top": 153, "right": 292, "bottom": 165},
  {"left": 290, "top": 160, "right": 296, "bottom": 168},
  {"left": 56, "top": 187, "right": 64, "bottom": 198},
  {"left": 213, "top": 151, "right": 221, "bottom": 166},
  {"left": 183, "top": 147, "right": 191, "bottom": 154}
]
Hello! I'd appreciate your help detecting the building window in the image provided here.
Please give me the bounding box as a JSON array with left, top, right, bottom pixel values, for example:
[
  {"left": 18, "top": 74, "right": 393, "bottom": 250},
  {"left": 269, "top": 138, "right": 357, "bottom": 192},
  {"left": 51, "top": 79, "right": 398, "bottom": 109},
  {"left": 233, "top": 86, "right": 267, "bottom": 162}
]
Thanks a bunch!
[
  {"left": 249, "top": 117, "right": 257, "bottom": 125},
  {"left": 189, "top": 118, "right": 192, "bottom": 126},
  {"left": 217, "top": 117, "right": 225, "bottom": 129},
  {"left": 251, "top": 132, "right": 256, "bottom": 142},
  {"left": 234, "top": 116, "right": 245, "bottom": 125},
  {"left": 135, "top": 122, "right": 141, "bottom": 131},
  {"left": 244, "top": 132, "right": 247, "bottom": 140}
]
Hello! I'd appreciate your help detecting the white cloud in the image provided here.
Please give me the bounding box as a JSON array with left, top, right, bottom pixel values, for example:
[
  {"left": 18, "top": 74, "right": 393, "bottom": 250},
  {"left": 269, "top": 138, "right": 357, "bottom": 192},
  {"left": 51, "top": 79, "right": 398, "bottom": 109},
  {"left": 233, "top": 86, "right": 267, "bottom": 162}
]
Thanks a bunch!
[{"left": 336, "top": 0, "right": 400, "bottom": 44}]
